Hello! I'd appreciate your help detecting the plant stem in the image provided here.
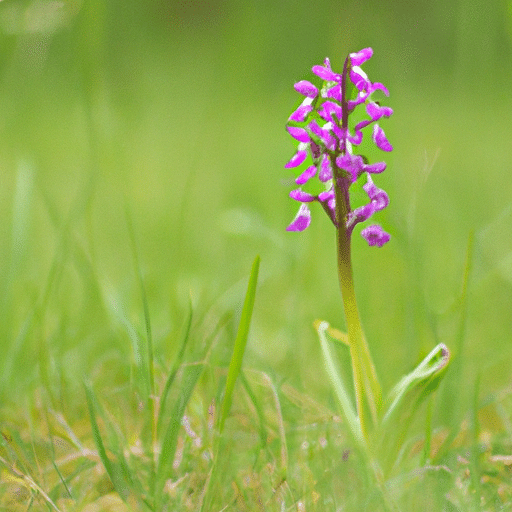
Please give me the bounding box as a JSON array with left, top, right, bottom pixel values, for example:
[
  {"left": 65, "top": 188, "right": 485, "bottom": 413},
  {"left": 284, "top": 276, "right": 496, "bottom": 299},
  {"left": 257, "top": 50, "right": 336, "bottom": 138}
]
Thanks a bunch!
[
  {"left": 333, "top": 55, "right": 382, "bottom": 442},
  {"left": 334, "top": 185, "right": 380, "bottom": 442}
]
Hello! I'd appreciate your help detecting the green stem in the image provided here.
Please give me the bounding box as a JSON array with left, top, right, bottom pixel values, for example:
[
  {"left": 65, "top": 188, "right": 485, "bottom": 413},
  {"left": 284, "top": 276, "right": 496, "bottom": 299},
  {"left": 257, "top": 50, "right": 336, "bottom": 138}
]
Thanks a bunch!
[
  {"left": 334, "top": 54, "right": 382, "bottom": 443},
  {"left": 334, "top": 177, "right": 381, "bottom": 443}
]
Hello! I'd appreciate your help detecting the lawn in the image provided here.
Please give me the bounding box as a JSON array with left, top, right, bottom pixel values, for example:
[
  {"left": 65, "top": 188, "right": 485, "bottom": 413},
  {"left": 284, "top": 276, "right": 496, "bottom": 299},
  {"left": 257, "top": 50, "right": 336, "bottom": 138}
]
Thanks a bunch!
[{"left": 1, "top": 1, "right": 512, "bottom": 510}]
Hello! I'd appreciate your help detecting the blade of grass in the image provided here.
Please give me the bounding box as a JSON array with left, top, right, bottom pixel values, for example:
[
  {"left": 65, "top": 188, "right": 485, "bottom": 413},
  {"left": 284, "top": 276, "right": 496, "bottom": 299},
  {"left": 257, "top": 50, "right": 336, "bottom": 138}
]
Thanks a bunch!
[
  {"left": 84, "top": 383, "right": 146, "bottom": 508},
  {"left": 154, "top": 361, "right": 205, "bottom": 506},
  {"left": 239, "top": 371, "right": 267, "bottom": 448},
  {"left": 125, "top": 206, "right": 156, "bottom": 470},
  {"left": 434, "top": 231, "right": 474, "bottom": 460},
  {"left": 218, "top": 255, "right": 260, "bottom": 433},
  {"left": 469, "top": 373, "right": 481, "bottom": 509},
  {"left": 200, "top": 256, "right": 260, "bottom": 512},
  {"left": 157, "top": 297, "right": 193, "bottom": 437},
  {"left": 51, "top": 461, "right": 73, "bottom": 500},
  {"left": 0, "top": 461, "right": 63, "bottom": 512}
]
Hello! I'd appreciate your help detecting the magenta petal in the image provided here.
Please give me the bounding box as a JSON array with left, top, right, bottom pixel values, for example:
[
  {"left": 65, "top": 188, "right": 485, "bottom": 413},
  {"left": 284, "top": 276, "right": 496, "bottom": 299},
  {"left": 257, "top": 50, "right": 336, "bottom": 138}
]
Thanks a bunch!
[
  {"left": 363, "top": 176, "right": 389, "bottom": 210},
  {"left": 350, "top": 47, "right": 373, "bottom": 66},
  {"left": 370, "top": 82, "right": 390, "bottom": 96},
  {"left": 319, "top": 154, "right": 332, "bottom": 182},
  {"left": 286, "top": 204, "right": 311, "bottom": 231},
  {"left": 295, "top": 165, "right": 317, "bottom": 185},
  {"left": 350, "top": 69, "right": 369, "bottom": 91},
  {"left": 361, "top": 224, "right": 390, "bottom": 247},
  {"left": 364, "top": 161, "right": 387, "bottom": 174},
  {"left": 289, "top": 104, "right": 313, "bottom": 122},
  {"left": 318, "top": 189, "right": 334, "bottom": 202},
  {"left": 308, "top": 120, "right": 335, "bottom": 150},
  {"left": 347, "top": 91, "right": 370, "bottom": 110},
  {"left": 366, "top": 102, "right": 393, "bottom": 121},
  {"left": 286, "top": 126, "right": 311, "bottom": 143},
  {"left": 308, "top": 119, "right": 324, "bottom": 139},
  {"left": 312, "top": 64, "right": 339, "bottom": 82},
  {"left": 337, "top": 153, "right": 365, "bottom": 181},
  {"left": 348, "top": 129, "right": 363, "bottom": 146},
  {"left": 294, "top": 80, "right": 318, "bottom": 98},
  {"left": 325, "top": 84, "right": 342, "bottom": 102},
  {"left": 318, "top": 101, "right": 343, "bottom": 123},
  {"left": 285, "top": 149, "right": 307, "bottom": 168},
  {"left": 373, "top": 124, "right": 393, "bottom": 152},
  {"left": 290, "top": 189, "right": 315, "bottom": 202},
  {"left": 348, "top": 203, "right": 376, "bottom": 226}
]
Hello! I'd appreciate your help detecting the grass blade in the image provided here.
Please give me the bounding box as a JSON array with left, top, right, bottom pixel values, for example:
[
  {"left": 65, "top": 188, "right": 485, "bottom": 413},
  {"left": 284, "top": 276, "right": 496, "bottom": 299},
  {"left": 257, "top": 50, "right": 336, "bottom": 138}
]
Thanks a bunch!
[
  {"left": 157, "top": 298, "right": 193, "bottom": 437},
  {"left": 84, "top": 383, "right": 142, "bottom": 507},
  {"left": 126, "top": 207, "right": 155, "bottom": 403},
  {"left": 155, "top": 362, "right": 205, "bottom": 505},
  {"left": 239, "top": 371, "right": 267, "bottom": 448},
  {"left": 218, "top": 255, "right": 260, "bottom": 433}
]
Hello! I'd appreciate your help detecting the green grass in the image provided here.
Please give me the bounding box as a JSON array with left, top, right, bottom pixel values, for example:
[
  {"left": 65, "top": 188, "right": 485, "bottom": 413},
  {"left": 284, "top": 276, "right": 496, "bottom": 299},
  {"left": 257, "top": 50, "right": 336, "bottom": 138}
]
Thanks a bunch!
[{"left": 1, "top": 0, "right": 512, "bottom": 510}]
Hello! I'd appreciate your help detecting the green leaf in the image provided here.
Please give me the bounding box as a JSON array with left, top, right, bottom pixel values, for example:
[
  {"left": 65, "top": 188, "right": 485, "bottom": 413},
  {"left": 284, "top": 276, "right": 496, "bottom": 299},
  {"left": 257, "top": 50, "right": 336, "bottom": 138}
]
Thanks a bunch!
[
  {"left": 378, "top": 343, "right": 451, "bottom": 473},
  {"left": 315, "top": 320, "right": 363, "bottom": 446},
  {"left": 218, "top": 255, "right": 260, "bottom": 433},
  {"left": 381, "top": 343, "right": 451, "bottom": 427}
]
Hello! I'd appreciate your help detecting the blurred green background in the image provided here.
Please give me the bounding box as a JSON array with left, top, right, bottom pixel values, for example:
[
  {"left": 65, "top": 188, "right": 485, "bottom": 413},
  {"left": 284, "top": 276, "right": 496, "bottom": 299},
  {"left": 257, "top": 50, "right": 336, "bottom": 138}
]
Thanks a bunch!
[{"left": 1, "top": 0, "right": 512, "bottom": 418}]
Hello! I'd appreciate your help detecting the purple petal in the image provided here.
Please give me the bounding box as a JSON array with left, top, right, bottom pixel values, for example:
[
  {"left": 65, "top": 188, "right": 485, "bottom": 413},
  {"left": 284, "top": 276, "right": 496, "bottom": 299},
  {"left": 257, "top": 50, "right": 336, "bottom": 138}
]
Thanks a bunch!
[
  {"left": 355, "top": 119, "right": 372, "bottom": 134},
  {"left": 289, "top": 103, "right": 313, "bottom": 122},
  {"left": 363, "top": 161, "right": 386, "bottom": 174},
  {"left": 285, "top": 148, "right": 308, "bottom": 168},
  {"left": 312, "top": 64, "right": 339, "bottom": 82},
  {"left": 318, "top": 101, "right": 343, "bottom": 123},
  {"left": 361, "top": 224, "right": 390, "bottom": 247},
  {"left": 295, "top": 165, "right": 317, "bottom": 185},
  {"left": 363, "top": 175, "right": 389, "bottom": 211},
  {"left": 294, "top": 80, "right": 319, "bottom": 98},
  {"left": 372, "top": 124, "right": 393, "bottom": 152},
  {"left": 366, "top": 102, "right": 393, "bottom": 121},
  {"left": 370, "top": 82, "right": 390, "bottom": 96},
  {"left": 350, "top": 68, "right": 369, "bottom": 91},
  {"left": 308, "top": 119, "right": 323, "bottom": 138},
  {"left": 347, "top": 203, "right": 376, "bottom": 227},
  {"left": 336, "top": 153, "right": 365, "bottom": 181},
  {"left": 286, "top": 204, "right": 311, "bottom": 232},
  {"left": 348, "top": 128, "right": 363, "bottom": 146},
  {"left": 319, "top": 154, "right": 332, "bottom": 182},
  {"left": 318, "top": 189, "right": 334, "bottom": 202},
  {"left": 331, "top": 122, "right": 344, "bottom": 141},
  {"left": 350, "top": 47, "right": 373, "bottom": 66},
  {"left": 286, "top": 126, "right": 311, "bottom": 143},
  {"left": 290, "top": 189, "right": 315, "bottom": 202},
  {"left": 325, "top": 84, "right": 342, "bottom": 102},
  {"left": 347, "top": 91, "right": 370, "bottom": 110},
  {"left": 308, "top": 120, "right": 336, "bottom": 151}
]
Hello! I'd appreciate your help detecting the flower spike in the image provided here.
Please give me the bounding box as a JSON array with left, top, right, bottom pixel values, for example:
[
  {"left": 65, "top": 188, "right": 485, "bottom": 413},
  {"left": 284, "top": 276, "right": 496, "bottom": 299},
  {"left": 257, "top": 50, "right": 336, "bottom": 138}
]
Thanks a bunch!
[{"left": 284, "top": 47, "right": 392, "bottom": 246}]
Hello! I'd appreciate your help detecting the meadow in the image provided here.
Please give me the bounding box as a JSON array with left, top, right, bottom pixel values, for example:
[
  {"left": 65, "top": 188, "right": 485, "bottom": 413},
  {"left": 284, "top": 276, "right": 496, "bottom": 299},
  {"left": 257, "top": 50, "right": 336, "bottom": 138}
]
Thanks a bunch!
[{"left": 1, "top": 1, "right": 512, "bottom": 510}]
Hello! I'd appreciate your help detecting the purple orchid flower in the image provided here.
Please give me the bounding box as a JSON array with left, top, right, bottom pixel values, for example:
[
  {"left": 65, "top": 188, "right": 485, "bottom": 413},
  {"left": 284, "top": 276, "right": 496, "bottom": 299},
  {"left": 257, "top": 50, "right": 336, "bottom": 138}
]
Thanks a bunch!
[{"left": 285, "top": 48, "right": 392, "bottom": 246}]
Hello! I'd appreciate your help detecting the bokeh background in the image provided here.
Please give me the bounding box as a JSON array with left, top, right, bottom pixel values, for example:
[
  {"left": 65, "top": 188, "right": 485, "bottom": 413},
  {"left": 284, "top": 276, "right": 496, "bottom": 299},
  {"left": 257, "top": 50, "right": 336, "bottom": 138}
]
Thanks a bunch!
[{"left": 1, "top": 0, "right": 512, "bottom": 425}]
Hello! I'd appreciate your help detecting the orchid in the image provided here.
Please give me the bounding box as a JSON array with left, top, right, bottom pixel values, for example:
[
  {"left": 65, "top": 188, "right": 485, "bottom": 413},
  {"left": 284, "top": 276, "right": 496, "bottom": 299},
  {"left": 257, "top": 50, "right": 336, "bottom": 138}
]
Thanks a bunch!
[
  {"left": 285, "top": 47, "right": 392, "bottom": 247},
  {"left": 283, "top": 49, "right": 450, "bottom": 486}
]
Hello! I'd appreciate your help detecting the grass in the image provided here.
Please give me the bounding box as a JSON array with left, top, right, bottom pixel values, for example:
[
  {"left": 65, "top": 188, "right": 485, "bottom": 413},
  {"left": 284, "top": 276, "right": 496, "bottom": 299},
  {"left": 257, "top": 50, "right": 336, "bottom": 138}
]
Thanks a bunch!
[{"left": 2, "top": 0, "right": 512, "bottom": 510}]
